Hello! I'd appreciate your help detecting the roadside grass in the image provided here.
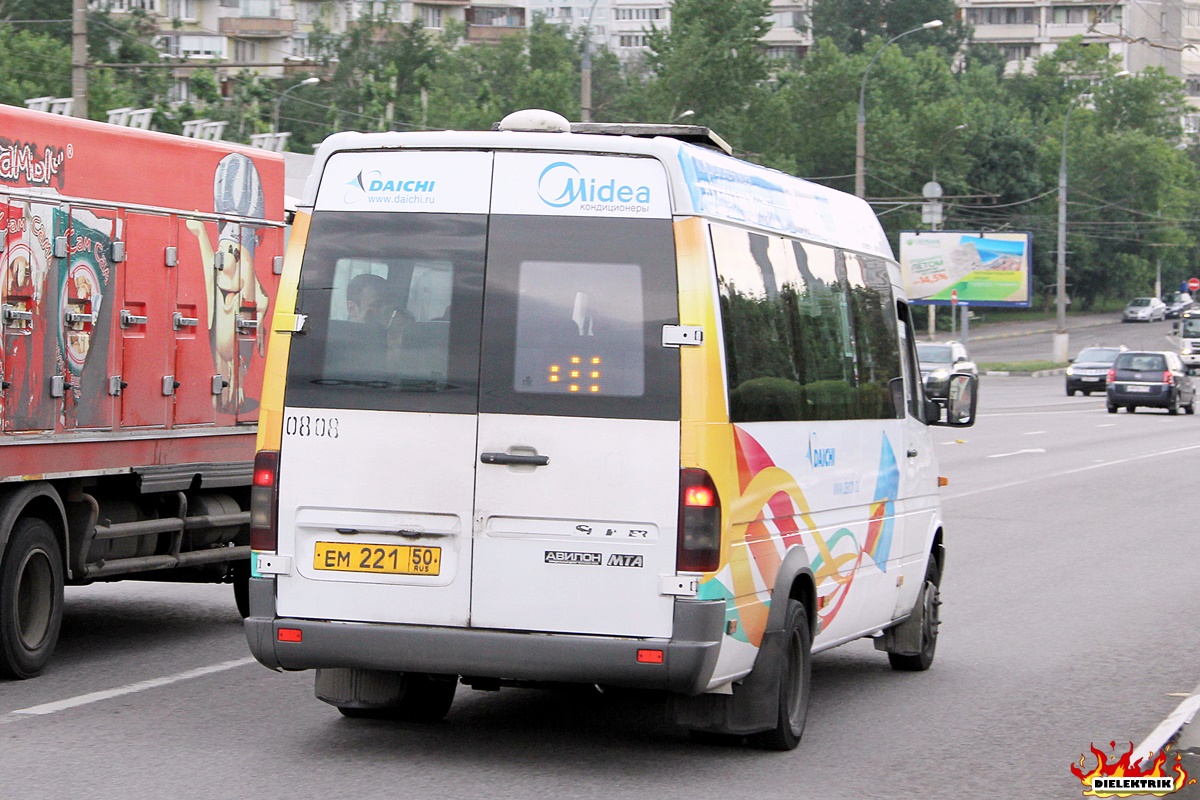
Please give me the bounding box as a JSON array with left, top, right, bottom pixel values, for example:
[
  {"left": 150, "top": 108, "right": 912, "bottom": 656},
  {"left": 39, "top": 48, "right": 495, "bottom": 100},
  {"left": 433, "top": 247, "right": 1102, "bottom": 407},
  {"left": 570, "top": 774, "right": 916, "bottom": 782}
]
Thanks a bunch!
[{"left": 978, "top": 360, "right": 1067, "bottom": 373}]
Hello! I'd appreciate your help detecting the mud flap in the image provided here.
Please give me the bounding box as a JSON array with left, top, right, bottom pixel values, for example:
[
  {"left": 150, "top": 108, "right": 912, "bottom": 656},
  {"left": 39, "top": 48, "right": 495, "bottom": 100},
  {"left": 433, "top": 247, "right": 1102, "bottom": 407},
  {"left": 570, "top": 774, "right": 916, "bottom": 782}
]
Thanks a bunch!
[
  {"left": 875, "top": 598, "right": 924, "bottom": 656},
  {"left": 315, "top": 667, "right": 406, "bottom": 710},
  {"left": 670, "top": 628, "right": 787, "bottom": 736}
]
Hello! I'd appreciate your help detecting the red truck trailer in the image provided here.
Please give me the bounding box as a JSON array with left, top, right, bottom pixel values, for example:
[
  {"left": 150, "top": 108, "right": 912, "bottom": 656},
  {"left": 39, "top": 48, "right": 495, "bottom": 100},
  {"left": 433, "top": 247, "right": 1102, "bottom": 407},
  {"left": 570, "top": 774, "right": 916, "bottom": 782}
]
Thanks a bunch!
[{"left": 0, "top": 104, "right": 285, "bottom": 678}]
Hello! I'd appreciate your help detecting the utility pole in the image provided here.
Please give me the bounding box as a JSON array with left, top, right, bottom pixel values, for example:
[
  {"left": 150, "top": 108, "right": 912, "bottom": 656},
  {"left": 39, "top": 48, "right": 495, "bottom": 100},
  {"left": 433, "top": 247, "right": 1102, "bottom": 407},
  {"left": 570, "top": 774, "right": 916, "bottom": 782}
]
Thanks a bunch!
[{"left": 72, "top": 0, "right": 88, "bottom": 119}]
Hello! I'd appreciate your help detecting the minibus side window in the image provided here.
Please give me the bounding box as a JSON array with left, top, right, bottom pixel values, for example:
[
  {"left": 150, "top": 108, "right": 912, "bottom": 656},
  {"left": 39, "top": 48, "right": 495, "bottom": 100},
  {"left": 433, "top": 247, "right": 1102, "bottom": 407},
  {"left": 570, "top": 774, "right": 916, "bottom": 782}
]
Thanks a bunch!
[{"left": 711, "top": 223, "right": 900, "bottom": 422}]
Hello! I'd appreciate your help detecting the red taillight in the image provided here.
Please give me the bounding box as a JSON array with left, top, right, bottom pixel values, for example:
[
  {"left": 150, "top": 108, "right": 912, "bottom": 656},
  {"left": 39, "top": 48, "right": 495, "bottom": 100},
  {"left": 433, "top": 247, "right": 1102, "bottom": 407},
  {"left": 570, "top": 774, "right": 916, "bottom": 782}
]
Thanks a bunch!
[
  {"left": 1107, "top": 368, "right": 1115, "bottom": 383},
  {"left": 678, "top": 468, "right": 721, "bottom": 573},
  {"left": 277, "top": 628, "right": 302, "bottom": 643},
  {"left": 1164, "top": 370, "right": 1174, "bottom": 385},
  {"left": 249, "top": 450, "right": 279, "bottom": 551}
]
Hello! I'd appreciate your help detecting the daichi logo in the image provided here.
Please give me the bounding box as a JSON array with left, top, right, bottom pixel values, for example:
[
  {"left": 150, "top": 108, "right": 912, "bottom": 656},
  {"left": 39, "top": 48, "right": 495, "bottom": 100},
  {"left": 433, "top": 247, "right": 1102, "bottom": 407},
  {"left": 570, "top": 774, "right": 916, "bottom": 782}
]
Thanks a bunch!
[
  {"left": 344, "top": 169, "right": 435, "bottom": 205},
  {"left": 536, "top": 161, "right": 651, "bottom": 209},
  {"left": 1071, "top": 741, "right": 1194, "bottom": 797}
]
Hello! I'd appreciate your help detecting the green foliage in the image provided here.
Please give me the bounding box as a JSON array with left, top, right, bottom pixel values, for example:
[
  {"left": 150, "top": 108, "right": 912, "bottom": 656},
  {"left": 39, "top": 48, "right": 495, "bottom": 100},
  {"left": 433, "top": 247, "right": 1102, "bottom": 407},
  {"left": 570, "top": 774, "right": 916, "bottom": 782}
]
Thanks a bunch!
[
  {"left": 7, "top": 2, "right": 1197, "bottom": 308},
  {"left": 0, "top": 24, "right": 70, "bottom": 107}
]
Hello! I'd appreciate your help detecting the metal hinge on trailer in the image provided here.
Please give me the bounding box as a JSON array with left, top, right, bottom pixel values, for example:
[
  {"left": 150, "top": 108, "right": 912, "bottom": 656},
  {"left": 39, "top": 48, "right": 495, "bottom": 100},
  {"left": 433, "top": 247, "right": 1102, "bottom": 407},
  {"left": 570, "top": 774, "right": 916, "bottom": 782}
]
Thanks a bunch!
[{"left": 661, "top": 325, "right": 704, "bottom": 348}]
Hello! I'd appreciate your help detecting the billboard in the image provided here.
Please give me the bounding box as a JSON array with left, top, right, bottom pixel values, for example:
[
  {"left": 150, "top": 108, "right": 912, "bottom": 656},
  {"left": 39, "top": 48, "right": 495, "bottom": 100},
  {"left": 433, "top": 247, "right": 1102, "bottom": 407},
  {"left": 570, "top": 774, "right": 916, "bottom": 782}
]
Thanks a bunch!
[{"left": 899, "top": 230, "right": 1032, "bottom": 307}]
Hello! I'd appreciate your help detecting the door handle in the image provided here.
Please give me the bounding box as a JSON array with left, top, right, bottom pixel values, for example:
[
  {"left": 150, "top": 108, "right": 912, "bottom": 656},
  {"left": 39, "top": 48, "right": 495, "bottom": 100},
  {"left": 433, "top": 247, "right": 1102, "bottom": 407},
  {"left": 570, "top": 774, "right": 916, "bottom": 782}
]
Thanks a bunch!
[
  {"left": 480, "top": 452, "right": 549, "bottom": 467},
  {"left": 906, "top": 449, "right": 918, "bottom": 458}
]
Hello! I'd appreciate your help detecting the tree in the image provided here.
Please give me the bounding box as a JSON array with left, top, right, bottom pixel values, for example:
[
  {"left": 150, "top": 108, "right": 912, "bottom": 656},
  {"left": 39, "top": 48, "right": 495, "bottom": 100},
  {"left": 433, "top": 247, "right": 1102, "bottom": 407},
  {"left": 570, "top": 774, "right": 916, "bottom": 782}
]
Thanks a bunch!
[
  {"left": 636, "top": 0, "right": 772, "bottom": 129},
  {"left": 809, "top": 0, "right": 963, "bottom": 56},
  {"left": 0, "top": 24, "right": 70, "bottom": 108}
]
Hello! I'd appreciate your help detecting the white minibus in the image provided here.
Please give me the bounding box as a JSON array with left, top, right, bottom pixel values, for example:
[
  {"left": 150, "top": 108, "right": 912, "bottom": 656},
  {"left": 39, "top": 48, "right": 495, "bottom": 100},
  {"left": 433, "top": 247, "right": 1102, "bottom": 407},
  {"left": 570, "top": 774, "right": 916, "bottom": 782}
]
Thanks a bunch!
[{"left": 245, "top": 110, "right": 977, "bottom": 750}]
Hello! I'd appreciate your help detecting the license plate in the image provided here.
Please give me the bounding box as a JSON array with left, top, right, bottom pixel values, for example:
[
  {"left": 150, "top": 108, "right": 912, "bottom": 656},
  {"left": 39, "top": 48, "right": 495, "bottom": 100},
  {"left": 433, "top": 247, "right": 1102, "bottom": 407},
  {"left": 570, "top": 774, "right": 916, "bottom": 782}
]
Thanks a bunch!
[
  {"left": 1082, "top": 377, "right": 1101, "bottom": 382},
  {"left": 313, "top": 542, "right": 442, "bottom": 576},
  {"left": 1126, "top": 385, "right": 1151, "bottom": 393}
]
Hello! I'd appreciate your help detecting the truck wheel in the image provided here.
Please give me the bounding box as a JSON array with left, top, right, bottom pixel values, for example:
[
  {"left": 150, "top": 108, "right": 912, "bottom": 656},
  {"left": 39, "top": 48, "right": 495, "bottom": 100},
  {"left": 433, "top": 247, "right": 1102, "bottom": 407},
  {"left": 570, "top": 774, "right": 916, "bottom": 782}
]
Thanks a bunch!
[
  {"left": 888, "top": 561, "right": 941, "bottom": 672},
  {"left": 0, "top": 518, "right": 64, "bottom": 679},
  {"left": 747, "top": 599, "right": 811, "bottom": 751}
]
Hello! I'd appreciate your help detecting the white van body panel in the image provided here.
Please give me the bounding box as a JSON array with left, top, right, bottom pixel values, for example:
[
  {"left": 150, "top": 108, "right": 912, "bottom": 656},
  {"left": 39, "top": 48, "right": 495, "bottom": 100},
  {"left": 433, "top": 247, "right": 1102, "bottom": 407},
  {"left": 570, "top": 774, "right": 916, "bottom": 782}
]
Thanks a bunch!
[
  {"left": 274, "top": 408, "right": 477, "bottom": 626},
  {"left": 471, "top": 414, "right": 679, "bottom": 637}
]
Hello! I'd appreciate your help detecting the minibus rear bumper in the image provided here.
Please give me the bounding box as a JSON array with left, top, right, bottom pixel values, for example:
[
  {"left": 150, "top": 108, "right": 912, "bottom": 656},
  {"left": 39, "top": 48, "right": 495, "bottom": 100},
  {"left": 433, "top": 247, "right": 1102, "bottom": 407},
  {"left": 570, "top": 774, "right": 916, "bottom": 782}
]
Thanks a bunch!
[{"left": 244, "top": 578, "right": 725, "bottom": 695}]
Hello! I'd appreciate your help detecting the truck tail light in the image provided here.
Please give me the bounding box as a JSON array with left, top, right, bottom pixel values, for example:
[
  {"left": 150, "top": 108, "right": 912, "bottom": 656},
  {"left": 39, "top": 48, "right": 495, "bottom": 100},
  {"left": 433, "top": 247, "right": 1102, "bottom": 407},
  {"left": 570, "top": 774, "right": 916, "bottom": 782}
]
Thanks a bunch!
[
  {"left": 250, "top": 450, "right": 279, "bottom": 551},
  {"left": 1106, "top": 368, "right": 1115, "bottom": 384},
  {"left": 678, "top": 468, "right": 721, "bottom": 573}
]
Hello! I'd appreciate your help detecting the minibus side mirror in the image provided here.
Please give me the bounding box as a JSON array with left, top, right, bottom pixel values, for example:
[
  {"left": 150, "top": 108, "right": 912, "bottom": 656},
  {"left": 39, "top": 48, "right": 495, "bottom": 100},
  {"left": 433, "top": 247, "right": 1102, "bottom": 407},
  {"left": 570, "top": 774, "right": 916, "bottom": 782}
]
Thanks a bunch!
[{"left": 928, "top": 374, "right": 978, "bottom": 428}]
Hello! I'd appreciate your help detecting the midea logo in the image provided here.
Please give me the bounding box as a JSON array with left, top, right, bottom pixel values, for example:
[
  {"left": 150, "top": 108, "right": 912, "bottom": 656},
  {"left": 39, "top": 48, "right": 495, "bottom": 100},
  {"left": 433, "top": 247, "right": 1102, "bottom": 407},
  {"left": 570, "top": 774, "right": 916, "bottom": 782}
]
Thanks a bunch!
[{"left": 536, "top": 161, "right": 652, "bottom": 208}]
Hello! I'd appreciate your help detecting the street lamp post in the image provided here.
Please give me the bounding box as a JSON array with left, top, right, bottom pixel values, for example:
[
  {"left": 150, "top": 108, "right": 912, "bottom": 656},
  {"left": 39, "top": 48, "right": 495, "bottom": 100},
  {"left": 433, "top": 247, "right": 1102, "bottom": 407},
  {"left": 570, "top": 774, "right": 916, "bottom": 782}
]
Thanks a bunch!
[
  {"left": 580, "top": 0, "right": 603, "bottom": 122},
  {"left": 273, "top": 76, "right": 320, "bottom": 134},
  {"left": 855, "top": 19, "right": 943, "bottom": 199},
  {"left": 1054, "top": 70, "right": 1129, "bottom": 363}
]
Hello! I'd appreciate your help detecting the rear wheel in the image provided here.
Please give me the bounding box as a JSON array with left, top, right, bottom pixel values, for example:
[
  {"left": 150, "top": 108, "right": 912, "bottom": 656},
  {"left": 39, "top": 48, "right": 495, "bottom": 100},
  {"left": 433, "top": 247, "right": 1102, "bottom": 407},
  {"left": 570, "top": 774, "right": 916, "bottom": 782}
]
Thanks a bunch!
[
  {"left": 747, "top": 599, "right": 811, "bottom": 751},
  {"left": 1127, "top": 405, "right": 1137, "bottom": 413},
  {"left": 0, "top": 518, "right": 64, "bottom": 680},
  {"left": 1169, "top": 393, "right": 1180, "bottom": 415},
  {"left": 1066, "top": 387, "right": 1076, "bottom": 397},
  {"left": 1186, "top": 397, "right": 1196, "bottom": 415},
  {"left": 889, "top": 560, "right": 941, "bottom": 672},
  {"left": 1083, "top": 390, "right": 1091, "bottom": 396},
  {"left": 1107, "top": 402, "right": 1118, "bottom": 414}
]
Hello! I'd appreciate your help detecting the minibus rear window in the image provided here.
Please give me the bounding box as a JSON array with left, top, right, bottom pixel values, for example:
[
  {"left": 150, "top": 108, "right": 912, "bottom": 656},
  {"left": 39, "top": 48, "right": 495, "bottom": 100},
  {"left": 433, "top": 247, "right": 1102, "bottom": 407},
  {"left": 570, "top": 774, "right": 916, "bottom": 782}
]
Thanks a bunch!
[
  {"left": 479, "top": 215, "right": 680, "bottom": 421},
  {"left": 284, "top": 211, "right": 486, "bottom": 414}
]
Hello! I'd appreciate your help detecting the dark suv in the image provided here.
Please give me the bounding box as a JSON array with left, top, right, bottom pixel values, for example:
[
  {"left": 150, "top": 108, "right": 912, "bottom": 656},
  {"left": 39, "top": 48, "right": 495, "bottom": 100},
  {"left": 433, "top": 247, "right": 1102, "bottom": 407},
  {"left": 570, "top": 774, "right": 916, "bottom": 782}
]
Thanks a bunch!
[{"left": 1106, "top": 350, "right": 1195, "bottom": 414}]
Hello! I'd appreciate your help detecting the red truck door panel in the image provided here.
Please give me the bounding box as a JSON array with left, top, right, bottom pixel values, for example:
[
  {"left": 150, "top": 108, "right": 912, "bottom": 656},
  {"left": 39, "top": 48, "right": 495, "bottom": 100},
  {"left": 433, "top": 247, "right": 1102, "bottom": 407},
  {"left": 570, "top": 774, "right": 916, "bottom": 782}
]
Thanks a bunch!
[{"left": 118, "top": 212, "right": 174, "bottom": 429}]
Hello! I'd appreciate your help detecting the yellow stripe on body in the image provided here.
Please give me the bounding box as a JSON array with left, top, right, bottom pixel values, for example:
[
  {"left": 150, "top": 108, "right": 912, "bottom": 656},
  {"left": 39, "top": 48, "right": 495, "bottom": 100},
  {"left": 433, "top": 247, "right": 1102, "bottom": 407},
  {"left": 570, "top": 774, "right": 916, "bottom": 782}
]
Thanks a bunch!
[{"left": 256, "top": 210, "right": 309, "bottom": 454}]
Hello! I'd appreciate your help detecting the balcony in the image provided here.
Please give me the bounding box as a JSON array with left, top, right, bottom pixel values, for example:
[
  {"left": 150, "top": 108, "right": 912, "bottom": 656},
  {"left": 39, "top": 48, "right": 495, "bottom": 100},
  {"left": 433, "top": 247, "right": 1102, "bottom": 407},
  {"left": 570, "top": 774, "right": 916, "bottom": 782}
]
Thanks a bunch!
[{"left": 219, "top": 17, "right": 293, "bottom": 36}]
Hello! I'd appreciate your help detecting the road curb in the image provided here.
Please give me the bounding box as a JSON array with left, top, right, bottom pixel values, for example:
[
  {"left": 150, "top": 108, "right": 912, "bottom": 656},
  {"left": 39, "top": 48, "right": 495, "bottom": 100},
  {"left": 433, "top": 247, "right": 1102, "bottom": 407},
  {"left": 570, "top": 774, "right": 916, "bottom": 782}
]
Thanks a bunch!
[{"left": 981, "top": 368, "right": 1067, "bottom": 377}]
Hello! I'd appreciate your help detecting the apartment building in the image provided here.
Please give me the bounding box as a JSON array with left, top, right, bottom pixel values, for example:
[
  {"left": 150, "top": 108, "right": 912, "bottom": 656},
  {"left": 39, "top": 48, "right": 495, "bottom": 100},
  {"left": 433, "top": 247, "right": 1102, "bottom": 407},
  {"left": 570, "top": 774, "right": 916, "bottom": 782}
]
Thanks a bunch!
[{"left": 960, "top": 1, "right": 1195, "bottom": 84}]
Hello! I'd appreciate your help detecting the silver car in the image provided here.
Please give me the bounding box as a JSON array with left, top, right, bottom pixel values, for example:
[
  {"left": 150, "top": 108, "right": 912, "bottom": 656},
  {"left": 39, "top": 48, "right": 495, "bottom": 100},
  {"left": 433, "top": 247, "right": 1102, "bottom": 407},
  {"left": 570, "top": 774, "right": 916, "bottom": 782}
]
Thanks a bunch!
[
  {"left": 1123, "top": 297, "right": 1167, "bottom": 322},
  {"left": 917, "top": 341, "right": 978, "bottom": 401}
]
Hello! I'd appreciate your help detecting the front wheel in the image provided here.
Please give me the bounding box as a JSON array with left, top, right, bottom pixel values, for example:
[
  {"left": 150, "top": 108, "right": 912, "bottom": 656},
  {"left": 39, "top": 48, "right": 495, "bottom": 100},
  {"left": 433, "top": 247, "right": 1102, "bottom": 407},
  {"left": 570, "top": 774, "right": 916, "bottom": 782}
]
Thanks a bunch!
[
  {"left": 1127, "top": 405, "right": 1137, "bottom": 413},
  {"left": 0, "top": 518, "right": 64, "bottom": 679},
  {"left": 1186, "top": 397, "right": 1196, "bottom": 415},
  {"left": 889, "top": 560, "right": 941, "bottom": 672},
  {"left": 747, "top": 599, "right": 811, "bottom": 751},
  {"left": 1066, "top": 387, "right": 1077, "bottom": 397},
  {"left": 1107, "top": 402, "right": 1118, "bottom": 414},
  {"left": 1169, "top": 393, "right": 1180, "bottom": 415}
]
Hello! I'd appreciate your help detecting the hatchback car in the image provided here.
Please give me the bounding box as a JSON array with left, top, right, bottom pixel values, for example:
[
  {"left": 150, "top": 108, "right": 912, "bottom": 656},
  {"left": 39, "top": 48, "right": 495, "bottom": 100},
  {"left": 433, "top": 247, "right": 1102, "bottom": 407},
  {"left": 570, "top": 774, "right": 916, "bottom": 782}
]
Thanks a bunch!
[
  {"left": 1066, "top": 346, "right": 1125, "bottom": 396},
  {"left": 1123, "top": 297, "right": 1167, "bottom": 322},
  {"left": 917, "top": 341, "right": 978, "bottom": 401},
  {"left": 1106, "top": 350, "right": 1195, "bottom": 414}
]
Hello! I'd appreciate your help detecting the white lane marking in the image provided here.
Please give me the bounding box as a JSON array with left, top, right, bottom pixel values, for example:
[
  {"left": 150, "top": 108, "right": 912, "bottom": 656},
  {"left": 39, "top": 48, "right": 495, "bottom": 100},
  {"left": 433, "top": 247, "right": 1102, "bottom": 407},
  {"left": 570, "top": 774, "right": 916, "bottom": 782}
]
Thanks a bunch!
[
  {"left": 1097, "top": 423, "right": 1116, "bottom": 427},
  {"left": 1133, "top": 692, "right": 1200, "bottom": 769},
  {"left": 987, "top": 448, "right": 1047, "bottom": 459},
  {"left": 944, "top": 442, "right": 1200, "bottom": 501},
  {"left": 1024, "top": 430, "right": 1047, "bottom": 435},
  {"left": 8, "top": 657, "right": 255, "bottom": 718}
]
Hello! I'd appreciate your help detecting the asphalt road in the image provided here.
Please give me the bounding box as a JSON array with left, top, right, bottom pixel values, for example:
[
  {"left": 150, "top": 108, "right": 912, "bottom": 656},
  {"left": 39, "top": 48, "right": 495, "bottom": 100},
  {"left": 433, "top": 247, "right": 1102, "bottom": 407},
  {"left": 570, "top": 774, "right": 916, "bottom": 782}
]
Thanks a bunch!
[{"left": 1, "top": 375, "right": 1198, "bottom": 799}]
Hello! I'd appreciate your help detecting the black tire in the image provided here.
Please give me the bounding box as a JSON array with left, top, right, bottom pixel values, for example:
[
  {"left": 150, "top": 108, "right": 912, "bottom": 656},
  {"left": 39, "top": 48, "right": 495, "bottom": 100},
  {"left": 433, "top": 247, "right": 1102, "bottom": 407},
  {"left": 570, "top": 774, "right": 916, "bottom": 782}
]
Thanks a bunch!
[
  {"left": 1107, "top": 403, "right": 1118, "bottom": 414},
  {"left": 1066, "top": 388, "right": 1076, "bottom": 397},
  {"left": 1169, "top": 393, "right": 1180, "bottom": 415},
  {"left": 1083, "top": 391, "right": 1091, "bottom": 397},
  {"left": 0, "top": 518, "right": 64, "bottom": 680},
  {"left": 888, "top": 560, "right": 941, "bottom": 672},
  {"left": 338, "top": 673, "right": 457, "bottom": 723},
  {"left": 1186, "top": 398, "right": 1195, "bottom": 415},
  {"left": 1127, "top": 405, "right": 1136, "bottom": 413},
  {"left": 231, "top": 558, "right": 251, "bottom": 619},
  {"left": 747, "top": 599, "right": 811, "bottom": 751}
]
